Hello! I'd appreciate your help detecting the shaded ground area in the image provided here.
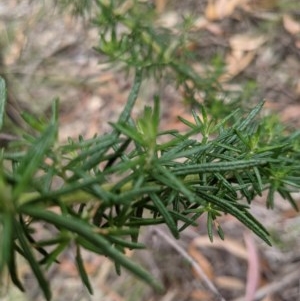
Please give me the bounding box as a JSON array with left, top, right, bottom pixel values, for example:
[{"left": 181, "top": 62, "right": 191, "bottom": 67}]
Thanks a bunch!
[{"left": 1, "top": 1, "right": 300, "bottom": 300}]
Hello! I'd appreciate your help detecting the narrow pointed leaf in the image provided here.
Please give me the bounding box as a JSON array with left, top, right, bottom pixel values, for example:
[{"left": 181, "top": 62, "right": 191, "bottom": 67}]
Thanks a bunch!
[
  {"left": 13, "top": 124, "right": 57, "bottom": 200},
  {"left": 207, "top": 212, "right": 213, "bottom": 242},
  {"left": 14, "top": 220, "right": 51, "bottom": 300},
  {"left": 20, "top": 206, "right": 164, "bottom": 292},
  {"left": 76, "top": 246, "right": 93, "bottom": 294},
  {"left": 237, "top": 101, "right": 264, "bottom": 131},
  {"left": 0, "top": 214, "right": 13, "bottom": 271},
  {"left": 154, "top": 164, "right": 194, "bottom": 200},
  {"left": 106, "top": 236, "right": 145, "bottom": 249},
  {"left": 8, "top": 249, "right": 25, "bottom": 292},
  {"left": 173, "top": 159, "right": 268, "bottom": 175},
  {"left": 41, "top": 241, "right": 68, "bottom": 268},
  {"left": 111, "top": 122, "right": 144, "bottom": 145},
  {"left": 150, "top": 192, "right": 179, "bottom": 238},
  {"left": 197, "top": 193, "right": 271, "bottom": 245},
  {"left": 117, "top": 69, "right": 143, "bottom": 126}
]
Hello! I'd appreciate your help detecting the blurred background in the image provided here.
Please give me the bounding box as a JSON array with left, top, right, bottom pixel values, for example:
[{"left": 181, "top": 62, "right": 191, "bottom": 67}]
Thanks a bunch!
[{"left": 1, "top": 0, "right": 300, "bottom": 300}]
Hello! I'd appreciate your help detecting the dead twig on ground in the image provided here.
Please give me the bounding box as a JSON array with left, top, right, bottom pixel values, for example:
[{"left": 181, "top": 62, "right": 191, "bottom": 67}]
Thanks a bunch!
[{"left": 152, "top": 227, "right": 227, "bottom": 301}]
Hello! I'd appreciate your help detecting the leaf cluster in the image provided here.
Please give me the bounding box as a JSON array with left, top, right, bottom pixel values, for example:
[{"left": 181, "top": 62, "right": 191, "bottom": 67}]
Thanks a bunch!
[
  {"left": 92, "top": 0, "right": 226, "bottom": 107},
  {"left": 1, "top": 70, "right": 300, "bottom": 299}
]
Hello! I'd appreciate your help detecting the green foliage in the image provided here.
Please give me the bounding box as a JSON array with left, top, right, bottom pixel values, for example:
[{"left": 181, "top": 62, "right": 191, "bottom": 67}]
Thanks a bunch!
[
  {"left": 92, "top": 0, "right": 224, "bottom": 107},
  {"left": 1, "top": 1, "right": 300, "bottom": 300}
]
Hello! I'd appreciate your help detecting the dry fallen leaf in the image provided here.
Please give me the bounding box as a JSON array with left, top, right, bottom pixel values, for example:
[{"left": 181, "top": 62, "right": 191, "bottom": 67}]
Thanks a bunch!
[
  {"left": 205, "top": 0, "right": 247, "bottom": 21},
  {"left": 229, "top": 33, "right": 267, "bottom": 51},
  {"left": 218, "top": 33, "right": 268, "bottom": 81},
  {"left": 247, "top": 0, "right": 278, "bottom": 11},
  {"left": 155, "top": 0, "right": 168, "bottom": 13},
  {"left": 188, "top": 244, "right": 214, "bottom": 279},
  {"left": 220, "top": 50, "right": 255, "bottom": 82},
  {"left": 156, "top": 11, "right": 179, "bottom": 29},
  {"left": 215, "top": 276, "right": 245, "bottom": 290},
  {"left": 191, "top": 17, "right": 224, "bottom": 35},
  {"left": 191, "top": 17, "right": 210, "bottom": 31},
  {"left": 190, "top": 289, "right": 214, "bottom": 300},
  {"left": 206, "top": 22, "right": 224, "bottom": 36},
  {"left": 283, "top": 14, "right": 300, "bottom": 35}
]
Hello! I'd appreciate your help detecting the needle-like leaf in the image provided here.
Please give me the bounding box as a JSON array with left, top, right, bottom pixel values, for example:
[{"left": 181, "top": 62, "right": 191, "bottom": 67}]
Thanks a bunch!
[
  {"left": 20, "top": 206, "right": 164, "bottom": 292},
  {"left": 14, "top": 219, "right": 51, "bottom": 301}
]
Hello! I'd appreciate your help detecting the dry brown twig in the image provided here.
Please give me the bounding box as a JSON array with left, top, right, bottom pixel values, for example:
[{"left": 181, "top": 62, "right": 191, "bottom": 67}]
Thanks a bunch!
[{"left": 151, "top": 227, "right": 227, "bottom": 301}]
